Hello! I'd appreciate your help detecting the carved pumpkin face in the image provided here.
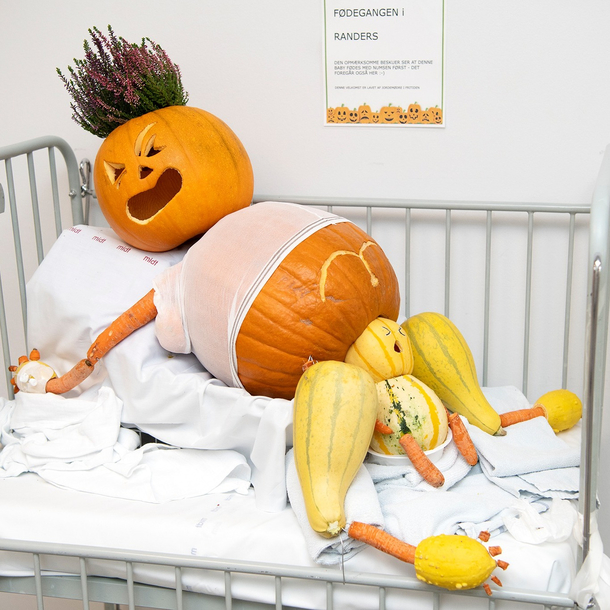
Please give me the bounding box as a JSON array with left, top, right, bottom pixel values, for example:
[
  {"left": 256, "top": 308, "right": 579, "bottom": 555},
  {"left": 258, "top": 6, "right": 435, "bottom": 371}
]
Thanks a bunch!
[
  {"left": 335, "top": 106, "right": 349, "bottom": 122},
  {"left": 371, "top": 113, "right": 380, "bottom": 124},
  {"left": 379, "top": 106, "right": 401, "bottom": 124},
  {"left": 93, "top": 106, "right": 254, "bottom": 252},
  {"left": 430, "top": 107, "right": 443, "bottom": 124},
  {"left": 358, "top": 105, "right": 372, "bottom": 123},
  {"left": 348, "top": 108, "right": 359, "bottom": 123},
  {"left": 326, "top": 107, "right": 336, "bottom": 123},
  {"left": 421, "top": 109, "right": 432, "bottom": 124},
  {"left": 407, "top": 103, "right": 422, "bottom": 123}
]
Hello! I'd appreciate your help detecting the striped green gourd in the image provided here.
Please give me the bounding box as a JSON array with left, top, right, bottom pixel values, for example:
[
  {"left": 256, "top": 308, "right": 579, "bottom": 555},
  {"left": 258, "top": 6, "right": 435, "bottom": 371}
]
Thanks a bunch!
[{"left": 293, "top": 360, "right": 378, "bottom": 537}]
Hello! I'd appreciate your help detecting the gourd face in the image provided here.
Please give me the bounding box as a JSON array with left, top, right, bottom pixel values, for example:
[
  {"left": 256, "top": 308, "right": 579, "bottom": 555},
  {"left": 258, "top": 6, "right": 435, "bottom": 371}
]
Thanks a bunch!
[
  {"left": 345, "top": 317, "right": 413, "bottom": 383},
  {"left": 401, "top": 312, "right": 503, "bottom": 436},
  {"left": 372, "top": 374, "right": 448, "bottom": 454},
  {"left": 414, "top": 534, "right": 497, "bottom": 590},
  {"left": 93, "top": 106, "right": 254, "bottom": 252},
  {"left": 293, "top": 361, "right": 378, "bottom": 537}
]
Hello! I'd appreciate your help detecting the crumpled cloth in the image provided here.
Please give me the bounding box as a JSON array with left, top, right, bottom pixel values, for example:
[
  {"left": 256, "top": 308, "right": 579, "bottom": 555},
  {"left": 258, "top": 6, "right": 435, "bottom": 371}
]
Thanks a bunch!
[
  {"left": 285, "top": 448, "right": 384, "bottom": 565},
  {"left": 0, "top": 387, "right": 251, "bottom": 502}
]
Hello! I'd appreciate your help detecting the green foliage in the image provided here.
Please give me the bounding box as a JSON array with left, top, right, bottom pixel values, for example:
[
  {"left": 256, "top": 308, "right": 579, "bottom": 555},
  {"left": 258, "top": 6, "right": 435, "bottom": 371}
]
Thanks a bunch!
[{"left": 57, "top": 26, "right": 189, "bottom": 138}]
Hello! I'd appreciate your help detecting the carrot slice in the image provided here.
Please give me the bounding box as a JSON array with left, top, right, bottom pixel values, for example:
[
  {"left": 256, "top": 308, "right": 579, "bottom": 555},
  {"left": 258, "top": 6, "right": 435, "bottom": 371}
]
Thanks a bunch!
[{"left": 375, "top": 420, "right": 394, "bottom": 434}]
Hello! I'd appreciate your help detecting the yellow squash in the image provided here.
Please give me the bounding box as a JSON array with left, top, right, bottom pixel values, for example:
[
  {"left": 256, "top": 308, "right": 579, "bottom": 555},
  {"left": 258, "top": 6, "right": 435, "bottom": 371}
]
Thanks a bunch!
[
  {"left": 345, "top": 317, "right": 414, "bottom": 382},
  {"left": 293, "top": 361, "right": 378, "bottom": 537},
  {"left": 401, "top": 312, "right": 503, "bottom": 436},
  {"left": 415, "top": 534, "right": 498, "bottom": 590},
  {"left": 535, "top": 388, "right": 582, "bottom": 433}
]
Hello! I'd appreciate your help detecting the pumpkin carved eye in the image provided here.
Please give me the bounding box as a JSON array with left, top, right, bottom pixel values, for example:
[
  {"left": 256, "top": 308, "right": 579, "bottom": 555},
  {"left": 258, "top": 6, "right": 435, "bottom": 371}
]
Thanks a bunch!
[
  {"left": 134, "top": 123, "right": 164, "bottom": 157},
  {"left": 104, "top": 161, "right": 126, "bottom": 186}
]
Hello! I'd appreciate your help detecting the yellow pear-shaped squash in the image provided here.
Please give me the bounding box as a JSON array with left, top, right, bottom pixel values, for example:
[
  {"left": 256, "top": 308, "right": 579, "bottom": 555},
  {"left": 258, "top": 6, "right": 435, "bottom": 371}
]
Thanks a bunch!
[
  {"left": 401, "top": 312, "right": 503, "bottom": 436},
  {"left": 535, "top": 388, "right": 582, "bottom": 433},
  {"left": 293, "top": 361, "right": 377, "bottom": 537},
  {"left": 345, "top": 317, "right": 414, "bottom": 382},
  {"left": 372, "top": 374, "right": 448, "bottom": 454},
  {"left": 415, "top": 534, "right": 497, "bottom": 590}
]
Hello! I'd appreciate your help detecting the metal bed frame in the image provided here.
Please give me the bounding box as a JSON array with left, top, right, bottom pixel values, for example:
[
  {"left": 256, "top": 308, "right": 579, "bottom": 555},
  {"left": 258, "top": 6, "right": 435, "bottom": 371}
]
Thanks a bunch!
[{"left": 0, "top": 135, "right": 608, "bottom": 609}]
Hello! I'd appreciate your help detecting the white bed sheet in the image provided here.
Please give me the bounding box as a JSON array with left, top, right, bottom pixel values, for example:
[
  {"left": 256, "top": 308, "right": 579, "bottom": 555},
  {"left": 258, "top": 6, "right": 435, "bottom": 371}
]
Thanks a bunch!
[{"left": 0, "top": 473, "right": 578, "bottom": 610}]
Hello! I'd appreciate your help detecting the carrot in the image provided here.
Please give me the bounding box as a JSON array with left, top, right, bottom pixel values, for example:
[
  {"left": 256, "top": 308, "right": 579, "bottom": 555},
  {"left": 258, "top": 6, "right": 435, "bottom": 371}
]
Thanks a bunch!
[
  {"left": 499, "top": 405, "right": 546, "bottom": 428},
  {"left": 399, "top": 433, "right": 445, "bottom": 487},
  {"left": 483, "top": 583, "right": 492, "bottom": 596},
  {"left": 447, "top": 411, "right": 478, "bottom": 466},
  {"left": 478, "top": 531, "right": 491, "bottom": 542},
  {"left": 497, "top": 559, "right": 509, "bottom": 570},
  {"left": 87, "top": 289, "right": 157, "bottom": 363},
  {"left": 29, "top": 349, "right": 40, "bottom": 361},
  {"left": 46, "top": 359, "right": 94, "bottom": 394},
  {"left": 348, "top": 521, "right": 416, "bottom": 564},
  {"left": 375, "top": 419, "right": 394, "bottom": 434},
  {"left": 45, "top": 289, "right": 158, "bottom": 394},
  {"left": 491, "top": 575, "right": 503, "bottom": 586},
  {"left": 488, "top": 546, "right": 502, "bottom": 557},
  {"left": 301, "top": 356, "right": 318, "bottom": 372}
]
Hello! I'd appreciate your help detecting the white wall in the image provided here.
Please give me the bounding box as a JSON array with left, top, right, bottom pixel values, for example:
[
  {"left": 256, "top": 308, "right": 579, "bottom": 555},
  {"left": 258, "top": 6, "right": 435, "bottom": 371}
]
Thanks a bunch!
[{"left": 1, "top": 0, "right": 610, "bottom": 595}]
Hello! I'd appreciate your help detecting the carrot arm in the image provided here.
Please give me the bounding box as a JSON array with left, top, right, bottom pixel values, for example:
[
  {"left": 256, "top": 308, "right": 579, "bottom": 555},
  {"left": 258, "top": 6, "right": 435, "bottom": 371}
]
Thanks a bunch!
[
  {"left": 447, "top": 411, "right": 478, "bottom": 466},
  {"left": 87, "top": 289, "right": 157, "bottom": 363},
  {"left": 399, "top": 433, "right": 445, "bottom": 488},
  {"left": 46, "top": 289, "right": 157, "bottom": 394},
  {"left": 348, "top": 521, "right": 416, "bottom": 564},
  {"left": 46, "top": 359, "right": 94, "bottom": 394},
  {"left": 499, "top": 405, "right": 546, "bottom": 428}
]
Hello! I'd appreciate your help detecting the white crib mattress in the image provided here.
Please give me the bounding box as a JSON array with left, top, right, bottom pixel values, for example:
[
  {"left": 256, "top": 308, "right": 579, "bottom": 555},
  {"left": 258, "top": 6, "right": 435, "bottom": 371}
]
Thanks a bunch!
[{"left": 0, "top": 473, "right": 577, "bottom": 610}]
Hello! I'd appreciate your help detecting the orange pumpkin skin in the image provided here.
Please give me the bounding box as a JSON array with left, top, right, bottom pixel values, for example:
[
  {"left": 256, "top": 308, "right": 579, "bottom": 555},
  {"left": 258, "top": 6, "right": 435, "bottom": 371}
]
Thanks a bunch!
[
  {"left": 93, "top": 106, "right": 254, "bottom": 252},
  {"left": 236, "top": 221, "right": 400, "bottom": 398}
]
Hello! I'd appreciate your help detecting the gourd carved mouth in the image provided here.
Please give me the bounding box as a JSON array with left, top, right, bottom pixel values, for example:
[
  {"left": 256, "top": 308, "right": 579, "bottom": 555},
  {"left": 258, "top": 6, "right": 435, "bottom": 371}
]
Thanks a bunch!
[
  {"left": 394, "top": 341, "right": 402, "bottom": 353},
  {"left": 127, "top": 168, "right": 182, "bottom": 221}
]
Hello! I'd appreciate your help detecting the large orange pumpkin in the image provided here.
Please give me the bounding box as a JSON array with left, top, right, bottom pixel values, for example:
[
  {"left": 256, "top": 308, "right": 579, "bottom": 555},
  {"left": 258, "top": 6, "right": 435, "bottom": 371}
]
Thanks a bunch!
[
  {"left": 153, "top": 201, "right": 400, "bottom": 399},
  {"left": 93, "top": 106, "right": 254, "bottom": 252}
]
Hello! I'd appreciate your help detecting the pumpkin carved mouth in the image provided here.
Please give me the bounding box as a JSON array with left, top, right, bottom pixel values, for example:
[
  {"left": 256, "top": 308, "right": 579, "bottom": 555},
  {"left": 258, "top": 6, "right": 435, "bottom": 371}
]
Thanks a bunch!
[{"left": 127, "top": 168, "right": 183, "bottom": 221}]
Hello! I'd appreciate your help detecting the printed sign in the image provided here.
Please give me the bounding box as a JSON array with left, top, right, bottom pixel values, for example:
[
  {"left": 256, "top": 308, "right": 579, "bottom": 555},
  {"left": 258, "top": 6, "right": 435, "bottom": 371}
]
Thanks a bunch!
[{"left": 324, "top": 0, "right": 445, "bottom": 126}]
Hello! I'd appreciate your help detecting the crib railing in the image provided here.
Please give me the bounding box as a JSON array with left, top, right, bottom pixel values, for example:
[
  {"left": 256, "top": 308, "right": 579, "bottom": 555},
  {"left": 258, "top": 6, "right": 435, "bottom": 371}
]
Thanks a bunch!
[
  {"left": 0, "top": 136, "right": 87, "bottom": 399},
  {"left": 0, "top": 135, "right": 609, "bottom": 609}
]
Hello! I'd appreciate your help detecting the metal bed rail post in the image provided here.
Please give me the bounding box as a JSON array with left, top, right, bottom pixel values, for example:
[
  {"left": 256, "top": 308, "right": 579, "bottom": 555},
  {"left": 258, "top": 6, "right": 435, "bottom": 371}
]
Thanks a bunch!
[
  {"left": 0, "top": 136, "right": 85, "bottom": 399},
  {"left": 580, "top": 144, "right": 610, "bottom": 568}
]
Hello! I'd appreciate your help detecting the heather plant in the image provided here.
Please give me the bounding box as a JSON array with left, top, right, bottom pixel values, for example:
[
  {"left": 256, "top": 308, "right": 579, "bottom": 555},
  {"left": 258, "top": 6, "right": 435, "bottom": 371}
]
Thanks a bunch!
[{"left": 57, "top": 26, "right": 189, "bottom": 138}]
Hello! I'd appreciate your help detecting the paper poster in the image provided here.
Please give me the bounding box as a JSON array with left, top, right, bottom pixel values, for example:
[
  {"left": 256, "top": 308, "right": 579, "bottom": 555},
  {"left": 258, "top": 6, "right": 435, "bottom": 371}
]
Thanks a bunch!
[{"left": 324, "top": 0, "right": 445, "bottom": 126}]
